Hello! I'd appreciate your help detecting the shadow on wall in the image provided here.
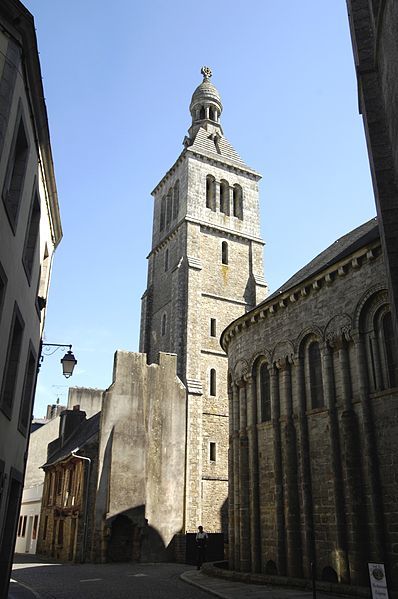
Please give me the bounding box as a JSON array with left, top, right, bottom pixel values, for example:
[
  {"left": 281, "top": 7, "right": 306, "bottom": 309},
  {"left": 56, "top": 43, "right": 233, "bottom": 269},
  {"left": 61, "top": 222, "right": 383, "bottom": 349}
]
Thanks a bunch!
[{"left": 105, "top": 507, "right": 174, "bottom": 563}]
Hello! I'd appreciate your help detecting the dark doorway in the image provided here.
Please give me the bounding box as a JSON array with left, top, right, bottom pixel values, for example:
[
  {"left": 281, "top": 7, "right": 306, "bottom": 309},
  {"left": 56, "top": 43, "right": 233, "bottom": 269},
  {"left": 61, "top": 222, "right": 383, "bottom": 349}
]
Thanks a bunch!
[
  {"left": 107, "top": 514, "right": 137, "bottom": 562},
  {"left": 0, "top": 469, "right": 22, "bottom": 599}
]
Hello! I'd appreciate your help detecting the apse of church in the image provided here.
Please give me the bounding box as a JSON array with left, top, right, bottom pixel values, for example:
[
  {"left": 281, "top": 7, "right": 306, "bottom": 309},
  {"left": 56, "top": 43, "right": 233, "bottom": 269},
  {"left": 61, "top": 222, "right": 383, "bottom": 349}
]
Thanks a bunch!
[
  {"left": 222, "top": 218, "right": 398, "bottom": 591},
  {"left": 140, "top": 67, "right": 267, "bottom": 533}
]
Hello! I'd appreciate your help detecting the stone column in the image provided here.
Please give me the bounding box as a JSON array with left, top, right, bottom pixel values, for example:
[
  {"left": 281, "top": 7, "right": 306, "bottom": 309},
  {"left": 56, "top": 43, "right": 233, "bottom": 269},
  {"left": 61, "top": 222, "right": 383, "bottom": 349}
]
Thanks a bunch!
[
  {"left": 321, "top": 341, "right": 349, "bottom": 583},
  {"left": 228, "top": 384, "right": 235, "bottom": 570},
  {"left": 277, "top": 357, "right": 301, "bottom": 578},
  {"left": 232, "top": 383, "right": 240, "bottom": 569},
  {"left": 270, "top": 364, "right": 286, "bottom": 575},
  {"left": 238, "top": 381, "right": 250, "bottom": 572},
  {"left": 293, "top": 354, "right": 313, "bottom": 579},
  {"left": 336, "top": 335, "right": 364, "bottom": 584},
  {"left": 246, "top": 374, "right": 261, "bottom": 572},
  {"left": 353, "top": 333, "right": 386, "bottom": 580}
]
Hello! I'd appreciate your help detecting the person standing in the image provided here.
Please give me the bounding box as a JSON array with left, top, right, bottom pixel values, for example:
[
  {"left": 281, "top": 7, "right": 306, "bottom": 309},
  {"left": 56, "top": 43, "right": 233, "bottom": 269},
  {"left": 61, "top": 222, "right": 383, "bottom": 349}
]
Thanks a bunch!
[{"left": 196, "top": 525, "right": 208, "bottom": 570}]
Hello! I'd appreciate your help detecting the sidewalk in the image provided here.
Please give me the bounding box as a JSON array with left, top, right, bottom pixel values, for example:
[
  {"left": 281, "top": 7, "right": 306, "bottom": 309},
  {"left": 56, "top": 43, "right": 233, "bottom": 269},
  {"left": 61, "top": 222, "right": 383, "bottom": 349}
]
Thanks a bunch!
[{"left": 181, "top": 569, "right": 353, "bottom": 599}]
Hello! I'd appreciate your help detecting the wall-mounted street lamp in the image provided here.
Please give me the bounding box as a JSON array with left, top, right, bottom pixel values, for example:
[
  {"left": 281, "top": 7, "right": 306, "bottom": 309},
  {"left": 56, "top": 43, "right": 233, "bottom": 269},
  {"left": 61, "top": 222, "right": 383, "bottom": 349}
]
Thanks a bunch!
[{"left": 40, "top": 343, "right": 77, "bottom": 378}]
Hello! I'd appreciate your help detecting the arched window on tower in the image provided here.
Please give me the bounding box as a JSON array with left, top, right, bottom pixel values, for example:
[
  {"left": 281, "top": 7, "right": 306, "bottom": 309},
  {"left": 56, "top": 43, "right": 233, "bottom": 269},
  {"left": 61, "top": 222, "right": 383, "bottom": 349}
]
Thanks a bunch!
[
  {"left": 160, "top": 196, "right": 166, "bottom": 231},
  {"left": 166, "top": 190, "right": 172, "bottom": 225},
  {"left": 206, "top": 175, "right": 216, "bottom": 211},
  {"left": 161, "top": 313, "right": 167, "bottom": 337},
  {"left": 164, "top": 248, "right": 169, "bottom": 272},
  {"left": 222, "top": 241, "right": 228, "bottom": 265},
  {"left": 209, "top": 106, "right": 215, "bottom": 121},
  {"left": 233, "top": 184, "right": 243, "bottom": 220},
  {"left": 308, "top": 341, "right": 324, "bottom": 409},
  {"left": 200, "top": 106, "right": 205, "bottom": 120},
  {"left": 173, "top": 180, "right": 179, "bottom": 219},
  {"left": 210, "top": 369, "right": 216, "bottom": 396},
  {"left": 220, "top": 180, "right": 229, "bottom": 215},
  {"left": 259, "top": 362, "right": 271, "bottom": 422}
]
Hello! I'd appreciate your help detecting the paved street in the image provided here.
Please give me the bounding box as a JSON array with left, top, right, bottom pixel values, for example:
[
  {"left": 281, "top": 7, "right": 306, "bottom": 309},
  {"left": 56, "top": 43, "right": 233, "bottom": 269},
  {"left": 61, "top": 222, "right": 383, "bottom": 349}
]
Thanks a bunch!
[{"left": 10, "top": 554, "right": 211, "bottom": 599}]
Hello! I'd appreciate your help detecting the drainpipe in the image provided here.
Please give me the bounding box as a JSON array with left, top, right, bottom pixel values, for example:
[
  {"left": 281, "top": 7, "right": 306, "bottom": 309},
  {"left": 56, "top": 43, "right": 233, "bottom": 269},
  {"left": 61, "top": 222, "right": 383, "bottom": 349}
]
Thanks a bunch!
[{"left": 71, "top": 448, "right": 91, "bottom": 563}]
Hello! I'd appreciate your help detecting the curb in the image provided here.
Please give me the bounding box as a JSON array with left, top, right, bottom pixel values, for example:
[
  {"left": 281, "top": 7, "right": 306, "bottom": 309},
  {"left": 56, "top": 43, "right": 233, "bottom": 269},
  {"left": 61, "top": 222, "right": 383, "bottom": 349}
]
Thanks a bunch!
[
  {"left": 180, "top": 570, "right": 230, "bottom": 599},
  {"left": 8, "top": 579, "right": 41, "bottom": 599}
]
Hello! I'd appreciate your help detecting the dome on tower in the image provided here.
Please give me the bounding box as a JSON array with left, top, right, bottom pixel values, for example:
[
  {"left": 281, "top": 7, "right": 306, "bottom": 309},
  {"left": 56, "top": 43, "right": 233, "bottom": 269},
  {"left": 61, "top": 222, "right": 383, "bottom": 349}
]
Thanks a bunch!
[{"left": 189, "top": 66, "right": 223, "bottom": 114}]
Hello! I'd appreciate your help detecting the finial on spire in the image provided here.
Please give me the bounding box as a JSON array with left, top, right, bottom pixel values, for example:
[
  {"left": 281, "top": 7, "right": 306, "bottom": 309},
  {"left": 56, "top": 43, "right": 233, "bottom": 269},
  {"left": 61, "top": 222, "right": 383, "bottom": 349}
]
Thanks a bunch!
[{"left": 201, "top": 66, "right": 212, "bottom": 80}]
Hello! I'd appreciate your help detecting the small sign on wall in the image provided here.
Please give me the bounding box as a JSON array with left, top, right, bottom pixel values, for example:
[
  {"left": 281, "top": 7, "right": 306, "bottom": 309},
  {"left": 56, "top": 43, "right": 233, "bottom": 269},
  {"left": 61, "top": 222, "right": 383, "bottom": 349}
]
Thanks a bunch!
[{"left": 369, "top": 563, "right": 389, "bottom": 599}]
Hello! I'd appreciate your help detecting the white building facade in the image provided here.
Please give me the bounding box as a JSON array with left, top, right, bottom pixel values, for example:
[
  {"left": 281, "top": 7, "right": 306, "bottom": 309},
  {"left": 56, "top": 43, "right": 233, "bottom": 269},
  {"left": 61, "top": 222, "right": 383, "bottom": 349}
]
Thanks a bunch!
[{"left": 0, "top": 1, "right": 61, "bottom": 595}]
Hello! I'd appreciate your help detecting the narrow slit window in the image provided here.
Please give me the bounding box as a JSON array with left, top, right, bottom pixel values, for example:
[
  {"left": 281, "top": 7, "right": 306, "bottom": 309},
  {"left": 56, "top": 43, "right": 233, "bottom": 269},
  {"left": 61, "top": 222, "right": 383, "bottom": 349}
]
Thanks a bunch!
[
  {"left": 209, "top": 442, "right": 216, "bottom": 462},
  {"left": 210, "top": 318, "right": 216, "bottom": 337},
  {"left": 220, "top": 180, "right": 229, "bottom": 215},
  {"left": 210, "top": 369, "right": 216, "bottom": 396},
  {"left": 164, "top": 248, "right": 169, "bottom": 272},
  {"left": 161, "top": 313, "right": 167, "bottom": 336},
  {"left": 173, "top": 180, "right": 179, "bottom": 219},
  {"left": 308, "top": 342, "right": 324, "bottom": 409},
  {"left": 206, "top": 175, "right": 216, "bottom": 211},
  {"left": 233, "top": 184, "right": 243, "bottom": 219},
  {"left": 222, "top": 241, "right": 228, "bottom": 265},
  {"left": 160, "top": 196, "right": 166, "bottom": 231}
]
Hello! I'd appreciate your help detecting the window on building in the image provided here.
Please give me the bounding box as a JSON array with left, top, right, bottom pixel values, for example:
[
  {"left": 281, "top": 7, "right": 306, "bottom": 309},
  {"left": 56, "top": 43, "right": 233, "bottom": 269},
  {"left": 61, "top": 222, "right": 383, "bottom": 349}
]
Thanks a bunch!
[
  {"left": 160, "top": 196, "right": 166, "bottom": 231},
  {"left": 210, "top": 318, "right": 216, "bottom": 337},
  {"left": 220, "top": 180, "right": 229, "bottom": 215},
  {"left": 308, "top": 341, "right": 324, "bottom": 409},
  {"left": 164, "top": 248, "right": 169, "bottom": 272},
  {"left": 161, "top": 313, "right": 167, "bottom": 337},
  {"left": 0, "top": 303, "right": 25, "bottom": 419},
  {"left": 32, "top": 515, "right": 38, "bottom": 541},
  {"left": 209, "top": 442, "right": 216, "bottom": 462},
  {"left": 166, "top": 190, "right": 172, "bottom": 225},
  {"left": 67, "top": 468, "right": 74, "bottom": 495},
  {"left": 233, "top": 184, "right": 243, "bottom": 219},
  {"left": 259, "top": 362, "right": 271, "bottom": 421},
  {"left": 2, "top": 111, "right": 29, "bottom": 232},
  {"left": 381, "top": 311, "right": 398, "bottom": 388},
  {"left": 22, "top": 189, "right": 40, "bottom": 282},
  {"left": 42, "top": 515, "right": 48, "bottom": 540},
  {"left": 206, "top": 175, "right": 216, "bottom": 211},
  {"left": 173, "top": 180, "right": 179, "bottom": 219},
  {"left": 200, "top": 106, "right": 205, "bottom": 120},
  {"left": 210, "top": 369, "right": 216, "bottom": 396},
  {"left": 56, "top": 471, "right": 62, "bottom": 495},
  {"left": 18, "top": 344, "right": 37, "bottom": 436},
  {"left": 222, "top": 241, "right": 228, "bottom": 265},
  {"left": 20, "top": 515, "right": 27, "bottom": 538}
]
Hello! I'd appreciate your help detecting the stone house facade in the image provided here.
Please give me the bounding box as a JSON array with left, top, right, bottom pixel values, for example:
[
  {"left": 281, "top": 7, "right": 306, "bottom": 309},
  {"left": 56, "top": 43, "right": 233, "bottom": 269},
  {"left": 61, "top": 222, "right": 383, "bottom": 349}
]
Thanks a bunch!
[
  {"left": 37, "top": 408, "right": 99, "bottom": 562},
  {"left": 221, "top": 218, "right": 398, "bottom": 591},
  {"left": 140, "top": 67, "right": 267, "bottom": 535},
  {"left": 0, "top": 1, "right": 61, "bottom": 595}
]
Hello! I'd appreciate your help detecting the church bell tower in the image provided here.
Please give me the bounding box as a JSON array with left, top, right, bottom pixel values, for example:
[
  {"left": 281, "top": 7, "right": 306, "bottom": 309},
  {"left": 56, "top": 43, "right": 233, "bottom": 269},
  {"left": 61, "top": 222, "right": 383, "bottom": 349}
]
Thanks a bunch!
[{"left": 140, "top": 67, "right": 267, "bottom": 534}]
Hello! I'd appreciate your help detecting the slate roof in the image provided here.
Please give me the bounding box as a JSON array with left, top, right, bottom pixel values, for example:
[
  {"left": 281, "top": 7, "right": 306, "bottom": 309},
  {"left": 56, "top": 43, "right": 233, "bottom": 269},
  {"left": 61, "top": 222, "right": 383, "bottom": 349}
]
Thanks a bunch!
[
  {"left": 43, "top": 412, "right": 100, "bottom": 468},
  {"left": 188, "top": 127, "right": 258, "bottom": 173},
  {"left": 266, "top": 217, "right": 379, "bottom": 302}
]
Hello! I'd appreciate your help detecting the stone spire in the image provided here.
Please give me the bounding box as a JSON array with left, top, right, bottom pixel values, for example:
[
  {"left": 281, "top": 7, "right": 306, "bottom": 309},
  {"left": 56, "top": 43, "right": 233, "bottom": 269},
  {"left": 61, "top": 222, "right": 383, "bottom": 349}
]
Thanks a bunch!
[{"left": 187, "top": 66, "right": 224, "bottom": 142}]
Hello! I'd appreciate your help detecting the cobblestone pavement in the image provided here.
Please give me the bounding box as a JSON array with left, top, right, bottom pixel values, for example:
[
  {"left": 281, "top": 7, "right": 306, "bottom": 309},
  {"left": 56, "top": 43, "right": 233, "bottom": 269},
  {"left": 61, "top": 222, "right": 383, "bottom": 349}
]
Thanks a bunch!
[{"left": 10, "top": 554, "right": 211, "bottom": 599}]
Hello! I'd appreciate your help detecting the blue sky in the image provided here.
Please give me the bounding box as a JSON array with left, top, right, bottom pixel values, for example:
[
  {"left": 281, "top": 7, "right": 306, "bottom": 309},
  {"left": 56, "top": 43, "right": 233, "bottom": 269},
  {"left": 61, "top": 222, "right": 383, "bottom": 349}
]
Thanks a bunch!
[{"left": 24, "top": 1, "right": 376, "bottom": 417}]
